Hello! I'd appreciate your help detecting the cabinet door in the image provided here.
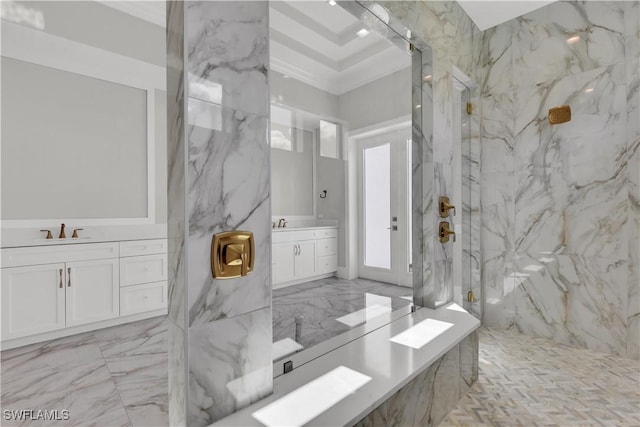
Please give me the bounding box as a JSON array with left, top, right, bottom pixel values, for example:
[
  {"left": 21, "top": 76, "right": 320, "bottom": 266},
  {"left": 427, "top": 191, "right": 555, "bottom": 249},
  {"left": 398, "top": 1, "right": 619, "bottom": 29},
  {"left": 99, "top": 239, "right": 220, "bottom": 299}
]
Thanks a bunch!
[
  {"left": 295, "top": 241, "right": 316, "bottom": 279},
  {"left": 1, "top": 263, "right": 66, "bottom": 340},
  {"left": 273, "top": 243, "right": 295, "bottom": 285},
  {"left": 65, "top": 259, "right": 119, "bottom": 327}
]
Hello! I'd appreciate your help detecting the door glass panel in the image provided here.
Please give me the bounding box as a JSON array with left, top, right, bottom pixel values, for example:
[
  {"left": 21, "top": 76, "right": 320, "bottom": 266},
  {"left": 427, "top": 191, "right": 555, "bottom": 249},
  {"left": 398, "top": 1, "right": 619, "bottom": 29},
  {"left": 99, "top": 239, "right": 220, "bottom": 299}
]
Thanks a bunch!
[{"left": 364, "top": 143, "right": 391, "bottom": 269}]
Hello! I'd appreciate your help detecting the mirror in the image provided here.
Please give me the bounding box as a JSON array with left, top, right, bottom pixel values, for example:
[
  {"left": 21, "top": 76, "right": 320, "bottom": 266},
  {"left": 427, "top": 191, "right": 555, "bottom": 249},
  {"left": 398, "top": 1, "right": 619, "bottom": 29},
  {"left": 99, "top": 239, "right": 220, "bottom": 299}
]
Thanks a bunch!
[
  {"left": 0, "top": 2, "right": 169, "bottom": 425},
  {"left": 269, "top": 0, "right": 425, "bottom": 372},
  {"left": 1, "top": 1, "right": 167, "bottom": 224}
]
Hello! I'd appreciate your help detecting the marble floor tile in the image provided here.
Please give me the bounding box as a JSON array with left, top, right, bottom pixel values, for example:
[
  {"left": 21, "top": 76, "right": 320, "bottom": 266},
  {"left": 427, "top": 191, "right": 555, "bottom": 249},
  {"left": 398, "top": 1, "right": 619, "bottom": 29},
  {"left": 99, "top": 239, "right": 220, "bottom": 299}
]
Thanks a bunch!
[
  {"left": 116, "top": 379, "right": 168, "bottom": 427},
  {"left": 105, "top": 354, "right": 167, "bottom": 386},
  {"left": 441, "top": 328, "right": 640, "bottom": 427},
  {"left": 1, "top": 317, "right": 168, "bottom": 427}
]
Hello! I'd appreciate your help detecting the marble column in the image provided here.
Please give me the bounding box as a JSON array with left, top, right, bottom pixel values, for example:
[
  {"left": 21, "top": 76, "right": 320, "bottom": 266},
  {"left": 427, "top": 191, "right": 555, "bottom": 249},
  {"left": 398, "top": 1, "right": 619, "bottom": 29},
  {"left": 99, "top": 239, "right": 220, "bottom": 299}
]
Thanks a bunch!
[{"left": 166, "top": 2, "right": 272, "bottom": 425}]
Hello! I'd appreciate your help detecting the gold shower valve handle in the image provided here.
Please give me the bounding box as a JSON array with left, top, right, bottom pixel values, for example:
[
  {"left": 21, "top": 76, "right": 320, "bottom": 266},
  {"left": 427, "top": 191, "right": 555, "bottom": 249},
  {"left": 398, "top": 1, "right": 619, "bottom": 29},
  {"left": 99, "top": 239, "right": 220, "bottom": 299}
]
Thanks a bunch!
[
  {"left": 211, "top": 231, "right": 255, "bottom": 279},
  {"left": 439, "top": 221, "right": 456, "bottom": 243},
  {"left": 439, "top": 196, "right": 456, "bottom": 217}
]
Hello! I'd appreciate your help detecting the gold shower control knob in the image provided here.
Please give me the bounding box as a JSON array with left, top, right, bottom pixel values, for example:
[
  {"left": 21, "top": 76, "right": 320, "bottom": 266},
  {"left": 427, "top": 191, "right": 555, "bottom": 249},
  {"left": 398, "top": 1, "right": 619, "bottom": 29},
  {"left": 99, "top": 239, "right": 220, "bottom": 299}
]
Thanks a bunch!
[
  {"left": 439, "top": 196, "right": 456, "bottom": 217},
  {"left": 439, "top": 222, "right": 456, "bottom": 243}
]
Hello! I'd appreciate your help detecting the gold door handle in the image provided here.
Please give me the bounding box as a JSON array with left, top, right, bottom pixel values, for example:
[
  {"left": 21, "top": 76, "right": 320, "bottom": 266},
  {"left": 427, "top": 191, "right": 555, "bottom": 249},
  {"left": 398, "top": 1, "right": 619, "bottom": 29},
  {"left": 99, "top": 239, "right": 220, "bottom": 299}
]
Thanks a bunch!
[
  {"left": 67, "top": 267, "right": 71, "bottom": 287},
  {"left": 59, "top": 269, "right": 63, "bottom": 288}
]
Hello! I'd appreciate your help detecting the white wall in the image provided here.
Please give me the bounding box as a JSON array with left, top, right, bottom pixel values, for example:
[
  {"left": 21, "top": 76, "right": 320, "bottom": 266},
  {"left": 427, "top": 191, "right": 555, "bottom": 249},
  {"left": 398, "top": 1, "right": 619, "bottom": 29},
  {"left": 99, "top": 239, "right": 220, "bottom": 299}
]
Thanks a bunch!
[
  {"left": 270, "top": 70, "right": 339, "bottom": 119},
  {"left": 338, "top": 67, "right": 411, "bottom": 132}
]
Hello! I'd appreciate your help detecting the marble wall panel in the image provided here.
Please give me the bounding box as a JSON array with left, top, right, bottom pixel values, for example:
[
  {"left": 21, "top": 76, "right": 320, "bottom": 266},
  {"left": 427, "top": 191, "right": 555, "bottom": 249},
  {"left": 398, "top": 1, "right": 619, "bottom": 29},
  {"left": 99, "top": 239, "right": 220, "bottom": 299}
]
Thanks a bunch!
[
  {"left": 186, "top": 107, "right": 271, "bottom": 326},
  {"left": 481, "top": 1, "right": 638, "bottom": 358},
  {"left": 353, "top": 332, "right": 478, "bottom": 427},
  {"left": 167, "top": 1, "right": 273, "bottom": 425},
  {"left": 167, "top": 0, "right": 186, "bottom": 331},
  {"left": 513, "top": 253, "right": 627, "bottom": 356},
  {"left": 185, "top": 1, "right": 268, "bottom": 117},
  {"left": 511, "top": 1, "right": 625, "bottom": 85},
  {"left": 625, "top": 0, "right": 639, "bottom": 359},
  {"left": 188, "top": 307, "right": 272, "bottom": 426},
  {"left": 482, "top": 250, "right": 516, "bottom": 329}
]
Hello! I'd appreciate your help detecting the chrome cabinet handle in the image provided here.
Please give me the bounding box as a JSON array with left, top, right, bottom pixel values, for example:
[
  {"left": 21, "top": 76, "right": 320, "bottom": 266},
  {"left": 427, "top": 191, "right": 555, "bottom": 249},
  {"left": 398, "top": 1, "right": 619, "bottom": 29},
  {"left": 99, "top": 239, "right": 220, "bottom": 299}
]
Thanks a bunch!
[
  {"left": 59, "top": 269, "right": 63, "bottom": 288},
  {"left": 67, "top": 267, "right": 71, "bottom": 287}
]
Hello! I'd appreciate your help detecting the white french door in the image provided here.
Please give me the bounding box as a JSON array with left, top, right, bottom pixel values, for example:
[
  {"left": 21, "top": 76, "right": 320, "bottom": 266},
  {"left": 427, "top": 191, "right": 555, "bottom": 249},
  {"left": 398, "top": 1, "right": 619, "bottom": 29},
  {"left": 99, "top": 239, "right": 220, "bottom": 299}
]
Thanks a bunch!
[{"left": 357, "top": 127, "right": 412, "bottom": 287}]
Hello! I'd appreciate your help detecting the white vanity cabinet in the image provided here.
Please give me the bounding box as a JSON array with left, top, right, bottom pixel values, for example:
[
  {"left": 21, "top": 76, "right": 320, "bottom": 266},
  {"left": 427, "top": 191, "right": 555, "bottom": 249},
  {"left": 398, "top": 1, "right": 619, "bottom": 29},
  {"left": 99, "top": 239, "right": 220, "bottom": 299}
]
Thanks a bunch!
[
  {"left": 65, "top": 259, "right": 120, "bottom": 327},
  {"left": 272, "top": 227, "right": 338, "bottom": 288},
  {"left": 1, "top": 238, "right": 167, "bottom": 349},
  {"left": 1, "top": 263, "right": 66, "bottom": 340}
]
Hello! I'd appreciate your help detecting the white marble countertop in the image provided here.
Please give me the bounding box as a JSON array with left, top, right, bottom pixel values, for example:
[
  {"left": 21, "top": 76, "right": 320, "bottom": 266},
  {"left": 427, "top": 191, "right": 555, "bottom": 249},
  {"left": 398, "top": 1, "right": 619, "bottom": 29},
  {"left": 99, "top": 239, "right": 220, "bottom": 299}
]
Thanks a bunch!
[
  {"left": 1, "top": 224, "right": 167, "bottom": 248},
  {"left": 272, "top": 226, "right": 338, "bottom": 232},
  {"left": 211, "top": 303, "right": 480, "bottom": 427}
]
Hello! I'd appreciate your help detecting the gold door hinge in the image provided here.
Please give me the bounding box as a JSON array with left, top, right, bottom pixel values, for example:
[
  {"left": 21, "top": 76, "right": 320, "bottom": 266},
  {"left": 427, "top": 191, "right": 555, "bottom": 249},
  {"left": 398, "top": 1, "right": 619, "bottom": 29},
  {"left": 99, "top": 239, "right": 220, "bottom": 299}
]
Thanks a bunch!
[
  {"left": 466, "top": 102, "right": 473, "bottom": 115},
  {"left": 467, "top": 291, "right": 474, "bottom": 302}
]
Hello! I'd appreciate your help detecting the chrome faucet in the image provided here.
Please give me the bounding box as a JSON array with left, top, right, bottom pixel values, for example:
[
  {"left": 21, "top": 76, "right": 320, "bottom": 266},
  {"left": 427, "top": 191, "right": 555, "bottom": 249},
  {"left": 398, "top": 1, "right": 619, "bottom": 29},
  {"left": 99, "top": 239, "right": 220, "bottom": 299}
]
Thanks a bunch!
[
  {"left": 59, "top": 223, "right": 66, "bottom": 239},
  {"left": 278, "top": 218, "right": 287, "bottom": 228}
]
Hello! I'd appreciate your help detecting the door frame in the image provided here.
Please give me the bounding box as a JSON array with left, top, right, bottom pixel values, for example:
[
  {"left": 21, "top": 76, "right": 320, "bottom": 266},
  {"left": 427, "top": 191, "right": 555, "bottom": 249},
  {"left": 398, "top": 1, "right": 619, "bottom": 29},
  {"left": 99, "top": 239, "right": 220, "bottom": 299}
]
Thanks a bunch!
[{"left": 346, "top": 116, "right": 412, "bottom": 285}]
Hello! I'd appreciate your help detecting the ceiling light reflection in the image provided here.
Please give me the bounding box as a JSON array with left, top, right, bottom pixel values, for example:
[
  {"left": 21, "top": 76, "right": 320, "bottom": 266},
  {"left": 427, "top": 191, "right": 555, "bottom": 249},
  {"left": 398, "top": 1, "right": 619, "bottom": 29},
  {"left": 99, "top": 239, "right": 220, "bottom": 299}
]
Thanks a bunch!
[
  {"left": 252, "top": 366, "right": 371, "bottom": 427},
  {"left": 567, "top": 35, "right": 580, "bottom": 44},
  {"left": 356, "top": 28, "right": 370, "bottom": 38},
  {"left": 390, "top": 318, "right": 454, "bottom": 349}
]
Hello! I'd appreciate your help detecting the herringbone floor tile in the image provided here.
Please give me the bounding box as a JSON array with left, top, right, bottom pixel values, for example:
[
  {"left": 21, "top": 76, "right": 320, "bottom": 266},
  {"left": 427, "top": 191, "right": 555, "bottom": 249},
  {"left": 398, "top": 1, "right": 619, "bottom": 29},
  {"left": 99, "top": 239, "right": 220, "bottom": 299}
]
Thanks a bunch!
[{"left": 441, "top": 328, "right": 640, "bottom": 427}]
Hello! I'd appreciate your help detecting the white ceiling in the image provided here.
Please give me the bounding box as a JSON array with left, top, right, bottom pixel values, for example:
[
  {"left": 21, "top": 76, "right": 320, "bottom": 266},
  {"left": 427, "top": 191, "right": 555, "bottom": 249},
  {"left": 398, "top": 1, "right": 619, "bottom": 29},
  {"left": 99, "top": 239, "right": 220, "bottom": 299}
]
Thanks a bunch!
[
  {"left": 456, "top": 0, "right": 556, "bottom": 31},
  {"left": 270, "top": 1, "right": 411, "bottom": 96},
  {"left": 96, "top": 1, "right": 559, "bottom": 91}
]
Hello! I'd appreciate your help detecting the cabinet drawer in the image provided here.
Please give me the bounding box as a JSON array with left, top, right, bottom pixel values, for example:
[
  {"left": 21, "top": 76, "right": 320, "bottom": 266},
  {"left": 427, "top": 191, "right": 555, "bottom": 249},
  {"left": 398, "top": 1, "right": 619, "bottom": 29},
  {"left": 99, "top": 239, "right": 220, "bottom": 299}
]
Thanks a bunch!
[
  {"left": 294, "top": 230, "right": 317, "bottom": 241},
  {"left": 120, "top": 281, "right": 167, "bottom": 316},
  {"left": 315, "top": 228, "right": 338, "bottom": 239},
  {"left": 120, "top": 254, "right": 167, "bottom": 286},
  {"left": 2, "top": 243, "right": 119, "bottom": 267},
  {"left": 317, "top": 238, "right": 337, "bottom": 257},
  {"left": 272, "top": 231, "right": 294, "bottom": 243},
  {"left": 317, "top": 255, "right": 337, "bottom": 274},
  {"left": 120, "top": 239, "right": 167, "bottom": 257}
]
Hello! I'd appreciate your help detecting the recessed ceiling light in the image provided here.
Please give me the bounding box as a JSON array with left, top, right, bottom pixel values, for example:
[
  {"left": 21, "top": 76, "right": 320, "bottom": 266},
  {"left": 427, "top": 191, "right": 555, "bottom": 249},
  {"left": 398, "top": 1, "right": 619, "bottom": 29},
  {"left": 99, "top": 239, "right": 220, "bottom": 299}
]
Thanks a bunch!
[
  {"left": 356, "top": 28, "right": 370, "bottom": 38},
  {"left": 566, "top": 35, "right": 580, "bottom": 44},
  {"left": 328, "top": 0, "right": 336, "bottom": 5}
]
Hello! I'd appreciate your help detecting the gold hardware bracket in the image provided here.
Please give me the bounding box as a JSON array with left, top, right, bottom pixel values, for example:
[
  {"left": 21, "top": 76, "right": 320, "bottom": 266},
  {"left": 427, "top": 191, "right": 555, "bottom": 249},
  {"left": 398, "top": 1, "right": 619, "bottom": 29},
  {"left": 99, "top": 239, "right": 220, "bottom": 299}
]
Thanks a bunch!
[
  {"left": 439, "top": 196, "right": 456, "bottom": 218},
  {"left": 467, "top": 291, "right": 475, "bottom": 303},
  {"left": 211, "top": 231, "right": 255, "bottom": 279},
  {"left": 466, "top": 102, "right": 473, "bottom": 115},
  {"left": 549, "top": 105, "right": 571, "bottom": 124},
  {"left": 439, "top": 221, "right": 456, "bottom": 243}
]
